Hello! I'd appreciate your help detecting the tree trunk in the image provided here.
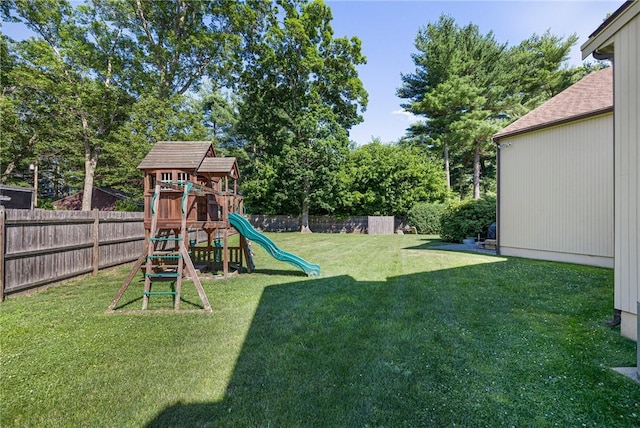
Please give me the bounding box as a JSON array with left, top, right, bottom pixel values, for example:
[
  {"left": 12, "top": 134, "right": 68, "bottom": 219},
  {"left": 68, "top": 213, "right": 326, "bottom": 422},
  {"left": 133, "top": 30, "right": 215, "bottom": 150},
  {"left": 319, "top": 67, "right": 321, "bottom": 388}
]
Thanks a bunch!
[
  {"left": 301, "top": 201, "right": 311, "bottom": 233},
  {"left": 473, "top": 142, "right": 481, "bottom": 200},
  {"left": 82, "top": 154, "right": 98, "bottom": 211},
  {"left": 81, "top": 113, "right": 98, "bottom": 211},
  {"left": 1, "top": 161, "right": 15, "bottom": 184},
  {"left": 444, "top": 142, "right": 451, "bottom": 191},
  {"left": 300, "top": 174, "right": 312, "bottom": 233}
]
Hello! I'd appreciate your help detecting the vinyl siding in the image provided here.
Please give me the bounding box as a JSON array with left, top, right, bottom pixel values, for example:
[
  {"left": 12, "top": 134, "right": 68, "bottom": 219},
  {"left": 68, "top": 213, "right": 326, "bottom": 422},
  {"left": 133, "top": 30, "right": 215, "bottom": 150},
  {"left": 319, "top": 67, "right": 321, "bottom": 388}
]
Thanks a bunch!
[
  {"left": 613, "top": 16, "right": 640, "bottom": 316},
  {"left": 499, "top": 114, "right": 614, "bottom": 267}
]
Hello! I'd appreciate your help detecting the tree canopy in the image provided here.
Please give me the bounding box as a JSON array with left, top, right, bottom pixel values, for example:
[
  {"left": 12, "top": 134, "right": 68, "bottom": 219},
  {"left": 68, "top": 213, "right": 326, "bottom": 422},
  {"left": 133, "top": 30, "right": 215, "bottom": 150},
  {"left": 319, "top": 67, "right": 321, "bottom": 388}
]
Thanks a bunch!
[
  {"left": 236, "top": 0, "right": 367, "bottom": 230},
  {"left": 1, "top": 2, "right": 606, "bottom": 220},
  {"left": 398, "top": 14, "right": 592, "bottom": 199},
  {"left": 337, "top": 139, "right": 446, "bottom": 217}
]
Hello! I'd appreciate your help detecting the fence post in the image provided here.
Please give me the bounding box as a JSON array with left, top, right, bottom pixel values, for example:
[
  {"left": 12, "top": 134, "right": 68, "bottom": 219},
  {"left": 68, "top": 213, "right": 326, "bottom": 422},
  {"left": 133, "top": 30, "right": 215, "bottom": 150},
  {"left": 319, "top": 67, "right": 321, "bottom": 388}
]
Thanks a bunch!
[
  {"left": 0, "top": 207, "right": 5, "bottom": 301},
  {"left": 92, "top": 209, "right": 99, "bottom": 275}
]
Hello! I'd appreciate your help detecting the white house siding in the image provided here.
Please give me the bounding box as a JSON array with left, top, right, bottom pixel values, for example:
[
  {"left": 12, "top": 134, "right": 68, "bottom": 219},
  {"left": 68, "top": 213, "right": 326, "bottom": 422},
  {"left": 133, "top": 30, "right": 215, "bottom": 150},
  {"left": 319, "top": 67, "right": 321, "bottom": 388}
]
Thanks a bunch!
[
  {"left": 499, "top": 113, "right": 614, "bottom": 268},
  {"left": 613, "top": 16, "right": 640, "bottom": 340}
]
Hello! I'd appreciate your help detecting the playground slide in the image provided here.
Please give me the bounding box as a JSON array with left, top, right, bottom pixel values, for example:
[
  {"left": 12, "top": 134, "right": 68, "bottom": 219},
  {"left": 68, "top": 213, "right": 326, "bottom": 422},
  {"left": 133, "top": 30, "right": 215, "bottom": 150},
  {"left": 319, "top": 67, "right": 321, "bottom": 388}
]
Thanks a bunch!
[{"left": 228, "top": 213, "right": 320, "bottom": 277}]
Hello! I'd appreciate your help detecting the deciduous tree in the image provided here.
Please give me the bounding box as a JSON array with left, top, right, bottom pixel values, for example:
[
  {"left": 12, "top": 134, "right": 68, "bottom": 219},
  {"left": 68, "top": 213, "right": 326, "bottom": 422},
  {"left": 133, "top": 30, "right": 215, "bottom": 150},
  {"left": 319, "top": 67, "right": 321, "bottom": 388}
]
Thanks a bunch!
[
  {"left": 237, "top": 0, "right": 367, "bottom": 230},
  {"left": 337, "top": 139, "right": 446, "bottom": 217},
  {"left": 2, "top": 2, "right": 132, "bottom": 208}
]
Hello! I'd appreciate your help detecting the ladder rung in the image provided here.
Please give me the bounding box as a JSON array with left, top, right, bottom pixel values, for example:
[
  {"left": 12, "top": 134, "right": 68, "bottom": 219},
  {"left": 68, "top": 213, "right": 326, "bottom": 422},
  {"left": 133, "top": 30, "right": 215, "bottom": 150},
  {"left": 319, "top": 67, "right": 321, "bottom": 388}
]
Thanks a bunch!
[
  {"left": 150, "top": 237, "right": 183, "bottom": 242},
  {"left": 146, "top": 272, "right": 180, "bottom": 278},
  {"left": 147, "top": 254, "right": 181, "bottom": 259},
  {"left": 143, "top": 291, "right": 178, "bottom": 296}
]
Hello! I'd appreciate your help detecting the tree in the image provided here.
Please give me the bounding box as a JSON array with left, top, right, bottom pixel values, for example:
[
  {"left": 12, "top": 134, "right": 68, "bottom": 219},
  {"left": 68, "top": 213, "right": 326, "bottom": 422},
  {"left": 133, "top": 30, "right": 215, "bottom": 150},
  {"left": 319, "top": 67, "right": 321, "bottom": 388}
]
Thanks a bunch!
[
  {"left": 2, "top": 2, "right": 134, "bottom": 208},
  {"left": 101, "top": 94, "right": 209, "bottom": 197},
  {"left": 3, "top": 0, "right": 272, "bottom": 209},
  {"left": 398, "top": 15, "right": 582, "bottom": 199},
  {"left": 237, "top": 0, "right": 367, "bottom": 231},
  {"left": 81, "top": 0, "right": 272, "bottom": 203},
  {"left": 337, "top": 139, "right": 446, "bottom": 217},
  {"left": 197, "top": 84, "right": 240, "bottom": 148},
  {"left": 86, "top": 0, "right": 272, "bottom": 99},
  {"left": 0, "top": 33, "right": 35, "bottom": 185}
]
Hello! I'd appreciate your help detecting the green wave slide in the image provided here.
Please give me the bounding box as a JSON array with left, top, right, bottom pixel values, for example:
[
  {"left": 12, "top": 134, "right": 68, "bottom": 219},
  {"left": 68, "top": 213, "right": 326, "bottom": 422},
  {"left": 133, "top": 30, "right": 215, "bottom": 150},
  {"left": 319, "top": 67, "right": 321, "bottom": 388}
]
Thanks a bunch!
[{"left": 228, "top": 213, "right": 320, "bottom": 277}]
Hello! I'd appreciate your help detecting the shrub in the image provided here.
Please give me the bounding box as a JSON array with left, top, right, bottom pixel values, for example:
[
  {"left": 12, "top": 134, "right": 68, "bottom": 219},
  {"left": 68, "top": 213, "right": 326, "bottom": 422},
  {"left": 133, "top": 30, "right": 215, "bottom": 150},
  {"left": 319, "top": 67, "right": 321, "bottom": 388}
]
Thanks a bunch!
[
  {"left": 440, "top": 196, "right": 496, "bottom": 243},
  {"left": 115, "top": 198, "right": 144, "bottom": 212},
  {"left": 407, "top": 202, "right": 445, "bottom": 234}
]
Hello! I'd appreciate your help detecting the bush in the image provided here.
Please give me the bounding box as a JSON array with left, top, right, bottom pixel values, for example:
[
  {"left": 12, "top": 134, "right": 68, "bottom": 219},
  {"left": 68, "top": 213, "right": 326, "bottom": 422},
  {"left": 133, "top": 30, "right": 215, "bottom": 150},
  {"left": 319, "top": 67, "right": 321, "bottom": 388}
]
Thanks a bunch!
[
  {"left": 115, "top": 198, "right": 144, "bottom": 212},
  {"left": 407, "top": 202, "right": 445, "bottom": 234},
  {"left": 440, "top": 196, "right": 496, "bottom": 243}
]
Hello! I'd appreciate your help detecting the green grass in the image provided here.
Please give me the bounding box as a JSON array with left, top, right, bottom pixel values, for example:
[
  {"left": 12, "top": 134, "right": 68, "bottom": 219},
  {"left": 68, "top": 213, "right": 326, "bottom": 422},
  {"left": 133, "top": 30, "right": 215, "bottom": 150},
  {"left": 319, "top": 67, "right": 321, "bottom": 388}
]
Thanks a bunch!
[{"left": 1, "top": 234, "right": 638, "bottom": 427}]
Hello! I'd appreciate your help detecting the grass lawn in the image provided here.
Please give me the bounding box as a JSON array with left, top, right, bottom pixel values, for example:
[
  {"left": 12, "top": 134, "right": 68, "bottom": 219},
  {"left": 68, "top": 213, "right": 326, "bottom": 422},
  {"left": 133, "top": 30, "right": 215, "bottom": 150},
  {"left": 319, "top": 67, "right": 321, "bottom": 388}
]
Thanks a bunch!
[{"left": 1, "top": 233, "right": 638, "bottom": 427}]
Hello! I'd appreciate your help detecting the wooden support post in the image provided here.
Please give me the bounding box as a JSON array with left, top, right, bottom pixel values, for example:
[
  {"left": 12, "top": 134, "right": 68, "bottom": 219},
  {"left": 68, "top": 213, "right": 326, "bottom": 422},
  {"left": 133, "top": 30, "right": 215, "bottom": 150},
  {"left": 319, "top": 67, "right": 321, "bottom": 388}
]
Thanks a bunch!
[
  {"left": 0, "top": 207, "right": 5, "bottom": 302},
  {"left": 142, "top": 185, "right": 161, "bottom": 310},
  {"left": 240, "top": 234, "right": 253, "bottom": 274},
  {"left": 92, "top": 208, "right": 100, "bottom": 275},
  {"left": 223, "top": 227, "right": 229, "bottom": 276},
  {"left": 173, "top": 228, "right": 180, "bottom": 252},
  {"left": 108, "top": 247, "right": 147, "bottom": 311},
  {"left": 179, "top": 244, "right": 211, "bottom": 312}
]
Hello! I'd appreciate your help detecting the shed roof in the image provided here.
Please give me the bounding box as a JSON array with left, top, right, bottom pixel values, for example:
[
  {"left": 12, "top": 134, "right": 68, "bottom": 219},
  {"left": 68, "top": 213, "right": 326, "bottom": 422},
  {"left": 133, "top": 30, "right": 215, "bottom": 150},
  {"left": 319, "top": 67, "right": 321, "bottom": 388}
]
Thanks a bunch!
[
  {"left": 198, "top": 157, "right": 239, "bottom": 177},
  {"left": 52, "top": 187, "right": 132, "bottom": 211},
  {"left": 137, "top": 141, "right": 215, "bottom": 170},
  {"left": 494, "top": 67, "right": 613, "bottom": 140}
]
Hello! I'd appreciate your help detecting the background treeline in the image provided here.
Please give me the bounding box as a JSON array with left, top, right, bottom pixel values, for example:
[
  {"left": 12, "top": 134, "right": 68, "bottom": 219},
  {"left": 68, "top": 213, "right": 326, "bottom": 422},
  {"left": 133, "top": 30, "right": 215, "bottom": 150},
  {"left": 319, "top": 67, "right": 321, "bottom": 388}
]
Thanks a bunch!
[{"left": 1, "top": 0, "right": 604, "bottom": 222}]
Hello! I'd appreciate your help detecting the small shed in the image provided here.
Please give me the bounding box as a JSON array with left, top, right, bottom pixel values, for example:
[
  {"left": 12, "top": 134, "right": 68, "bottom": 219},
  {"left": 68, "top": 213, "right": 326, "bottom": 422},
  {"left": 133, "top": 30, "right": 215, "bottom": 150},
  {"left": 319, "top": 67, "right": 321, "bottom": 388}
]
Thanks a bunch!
[
  {"left": 494, "top": 67, "right": 614, "bottom": 268},
  {"left": 0, "top": 185, "right": 34, "bottom": 209},
  {"left": 582, "top": 0, "right": 639, "bottom": 343},
  {"left": 52, "top": 187, "right": 132, "bottom": 211}
]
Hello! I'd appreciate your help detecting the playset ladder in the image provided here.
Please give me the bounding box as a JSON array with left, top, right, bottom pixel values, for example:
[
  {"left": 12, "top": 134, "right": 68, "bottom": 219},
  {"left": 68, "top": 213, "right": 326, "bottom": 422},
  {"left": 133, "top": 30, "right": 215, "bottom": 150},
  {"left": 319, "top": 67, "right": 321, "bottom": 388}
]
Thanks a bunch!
[{"left": 108, "top": 183, "right": 212, "bottom": 313}]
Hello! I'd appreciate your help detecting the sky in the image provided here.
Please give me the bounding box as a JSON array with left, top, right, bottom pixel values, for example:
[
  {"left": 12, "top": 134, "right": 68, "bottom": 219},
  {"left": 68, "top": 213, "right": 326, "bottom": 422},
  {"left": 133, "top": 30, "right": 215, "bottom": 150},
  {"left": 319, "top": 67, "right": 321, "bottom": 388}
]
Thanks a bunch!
[
  {"left": 1, "top": 1, "right": 622, "bottom": 146},
  {"left": 325, "top": 0, "right": 621, "bottom": 145}
]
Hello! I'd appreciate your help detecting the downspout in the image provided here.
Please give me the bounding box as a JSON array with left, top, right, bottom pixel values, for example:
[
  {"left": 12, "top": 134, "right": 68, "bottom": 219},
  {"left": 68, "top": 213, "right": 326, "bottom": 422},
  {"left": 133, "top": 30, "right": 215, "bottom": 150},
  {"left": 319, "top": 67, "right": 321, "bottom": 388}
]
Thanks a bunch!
[{"left": 494, "top": 136, "right": 501, "bottom": 256}]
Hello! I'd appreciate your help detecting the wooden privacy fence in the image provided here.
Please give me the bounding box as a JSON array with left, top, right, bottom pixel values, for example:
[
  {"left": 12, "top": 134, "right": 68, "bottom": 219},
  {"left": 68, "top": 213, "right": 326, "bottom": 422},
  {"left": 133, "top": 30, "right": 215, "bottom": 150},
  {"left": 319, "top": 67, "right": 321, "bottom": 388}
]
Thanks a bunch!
[
  {"left": 0, "top": 208, "right": 146, "bottom": 299},
  {"left": 0, "top": 209, "right": 401, "bottom": 299},
  {"left": 248, "top": 214, "right": 400, "bottom": 234}
]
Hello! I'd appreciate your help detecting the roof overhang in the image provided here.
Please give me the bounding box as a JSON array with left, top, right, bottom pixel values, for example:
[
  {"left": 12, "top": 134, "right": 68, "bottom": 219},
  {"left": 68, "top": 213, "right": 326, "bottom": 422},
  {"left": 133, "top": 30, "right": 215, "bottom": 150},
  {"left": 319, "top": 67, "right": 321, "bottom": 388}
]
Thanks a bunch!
[
  {"left": 493, "top": 108, "right": 613, "bottom": 142},
  {"left": 581, "top": 1, "right": 640, "bottom": 60}
]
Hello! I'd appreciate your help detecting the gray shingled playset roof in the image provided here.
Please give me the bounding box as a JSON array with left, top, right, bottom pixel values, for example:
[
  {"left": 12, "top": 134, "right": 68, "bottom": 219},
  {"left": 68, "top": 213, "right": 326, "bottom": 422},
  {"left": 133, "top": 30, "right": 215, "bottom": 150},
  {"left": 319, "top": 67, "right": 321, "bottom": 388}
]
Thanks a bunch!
[{"left": 137, "top": 141, "right": 214, "bottom": 170}]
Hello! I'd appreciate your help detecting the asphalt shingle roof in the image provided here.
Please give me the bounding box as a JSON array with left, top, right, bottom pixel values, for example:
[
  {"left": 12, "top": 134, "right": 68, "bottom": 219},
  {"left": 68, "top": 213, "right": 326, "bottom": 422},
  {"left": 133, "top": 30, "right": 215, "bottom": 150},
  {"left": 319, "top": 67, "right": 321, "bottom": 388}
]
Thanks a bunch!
[{"left": 494, "top": 67, "right": 613, "bottom": 140}]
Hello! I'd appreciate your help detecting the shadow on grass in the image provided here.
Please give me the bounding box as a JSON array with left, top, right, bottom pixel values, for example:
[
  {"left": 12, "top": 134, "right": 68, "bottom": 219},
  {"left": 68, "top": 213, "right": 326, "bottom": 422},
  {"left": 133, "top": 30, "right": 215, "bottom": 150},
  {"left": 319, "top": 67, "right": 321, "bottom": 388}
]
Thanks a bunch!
[
  {"left": 145, "top": 260, "right": 638, "bottom": 427},
  {"left": 402, "top": 237, "right": 446, "bottom": 250},
  {"left": 251, "top": 268, "right": 310, "bottom": 277},
  {"left": 404, "top": 238, "right": 499, "bottom": 257}
]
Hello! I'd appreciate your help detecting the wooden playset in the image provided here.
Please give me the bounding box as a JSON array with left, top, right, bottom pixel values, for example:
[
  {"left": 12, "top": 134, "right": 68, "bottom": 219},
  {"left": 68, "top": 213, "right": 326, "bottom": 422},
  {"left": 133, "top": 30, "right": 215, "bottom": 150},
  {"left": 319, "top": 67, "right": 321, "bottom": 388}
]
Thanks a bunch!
[
  {"left": 108, "top": 141, "right": 319, "bottom": 313},
  {"left": 108, "top": 141, "right": 251, "bottom": 312}
]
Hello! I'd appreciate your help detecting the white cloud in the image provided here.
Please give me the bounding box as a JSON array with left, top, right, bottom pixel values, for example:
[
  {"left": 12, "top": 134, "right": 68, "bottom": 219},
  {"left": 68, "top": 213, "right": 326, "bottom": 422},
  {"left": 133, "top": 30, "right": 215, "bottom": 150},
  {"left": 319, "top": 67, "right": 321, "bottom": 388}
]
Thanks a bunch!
[{"left": 391, "top": 109, "right": 420, "bottom": 124}]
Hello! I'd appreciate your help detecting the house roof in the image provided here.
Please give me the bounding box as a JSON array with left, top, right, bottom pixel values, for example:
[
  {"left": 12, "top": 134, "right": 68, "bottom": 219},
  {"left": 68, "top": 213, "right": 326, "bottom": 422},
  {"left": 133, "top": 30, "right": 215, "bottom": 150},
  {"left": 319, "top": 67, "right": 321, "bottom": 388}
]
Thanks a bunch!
[
  {"left": 494, "top": 67, "right": 613, "bottom": 140},
  {"left": 198, "top": 157, "right": 239, "bottom": 177},
  {"left": 137, "top": 141, "right": 215, "bottom": 170},
  {"left": 581, "top": 1, "right": 639, "bottom": 60}
]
